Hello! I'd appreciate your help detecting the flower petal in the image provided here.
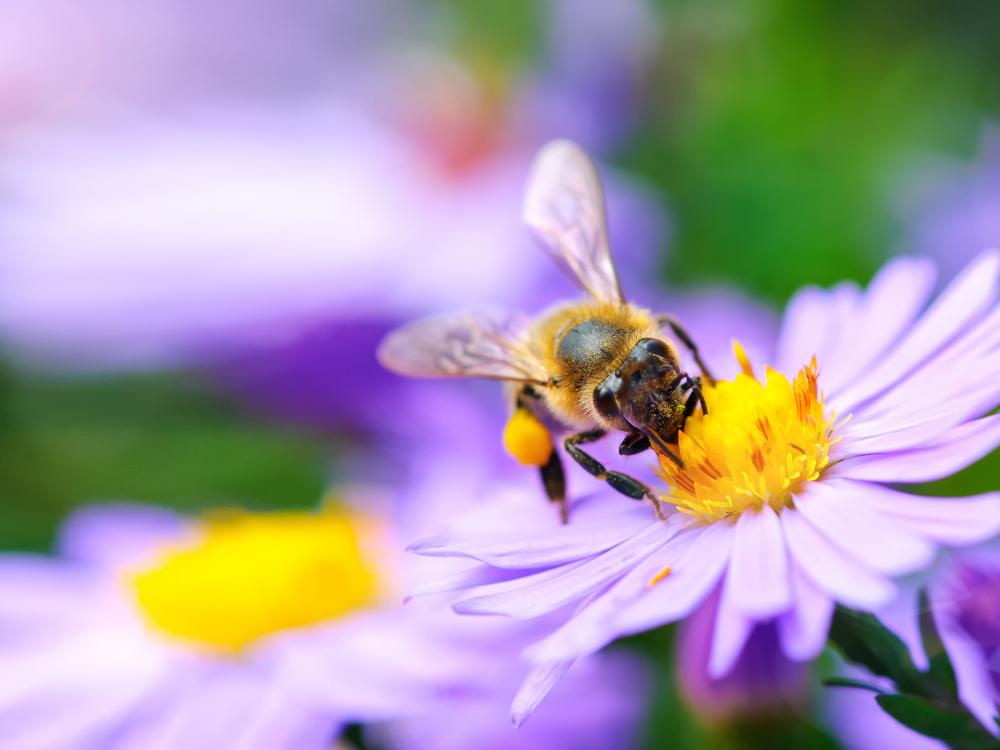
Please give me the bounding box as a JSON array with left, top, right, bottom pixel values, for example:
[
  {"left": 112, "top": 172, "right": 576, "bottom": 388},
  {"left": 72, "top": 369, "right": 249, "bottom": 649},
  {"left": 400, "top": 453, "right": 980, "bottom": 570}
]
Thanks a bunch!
[
  {"left": 614, "top": 520, "right": 736, "bottom": 634},
  {"left": 832, "top": 249, "right": 999, "bottom": 412},
  {"left": 449, "top": 560, "right": 592, "bottom": 617},
  {"left": 848, "top": 304, "right": 1000, "bottom": 430},
  {"left": 776, "top": 287, "right": 845, "bottom": 374},
  {"left": 708, "top": 578, "right": 755, "bottom": 678},
  {"left": 794, "top": 479, "right": 935, "bottom": 575},
  {"left": 726, "top": 505, "right": 791, "bottom": 618},
  {"left": 57, "top": 503, "right": 189, "bottom": 571},
  {"left": 781, "top": 507, "right": 895, "bottom": 608},
  {"left": 453, "top": 522, "right": 674, "bottom": 618},
  {"left": 510, "top": 659, "right": 576, "bottom": 728},
  {"left": 407, "top": 563, "right": 533, "bottom": 600},
  {"left": 843, "top": 365, "right": 1000, "bottom": 454},
  {"left": 408, "top": 510, "right": 649, "bottom": 569},
  {"left": 822, "top": 257, "right": 937, "bottom": 396},
  {"left": 523, "top": 523, "right": 701, "bottom": 662},
  {"left": 0, "top": 557, "right": 102, "bottom": 625},
  {"left": 838, "top": 413, "right": 1000, "bottom": 483},
  {"left": 777, "top": 561, "right": 834, "bottom": 661},
  {"left": 851, "top": 483, "right": 1000, "bottom": 545}
]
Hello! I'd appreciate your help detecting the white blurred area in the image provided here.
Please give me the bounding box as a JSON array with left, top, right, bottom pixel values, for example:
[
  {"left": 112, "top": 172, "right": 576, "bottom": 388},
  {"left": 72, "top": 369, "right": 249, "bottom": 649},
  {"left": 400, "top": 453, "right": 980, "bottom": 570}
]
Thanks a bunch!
[{"left": 0, "top": 0, "right": 662, "bottom": 369}]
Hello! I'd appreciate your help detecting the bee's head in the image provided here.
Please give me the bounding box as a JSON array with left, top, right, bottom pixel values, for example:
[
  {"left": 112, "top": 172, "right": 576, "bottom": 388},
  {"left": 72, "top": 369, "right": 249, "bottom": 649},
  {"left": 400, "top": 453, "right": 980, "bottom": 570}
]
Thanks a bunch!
[{"left": 593, "top": 337, "right": 689, "bottom": 444}]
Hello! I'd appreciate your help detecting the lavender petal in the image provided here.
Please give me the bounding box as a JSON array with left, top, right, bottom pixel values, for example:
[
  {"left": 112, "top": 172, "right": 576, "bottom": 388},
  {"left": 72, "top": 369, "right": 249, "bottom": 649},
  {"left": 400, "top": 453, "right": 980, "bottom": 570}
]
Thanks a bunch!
[
  {"left": 794, "top": 479, "right": 935, "bottom": 575},
  {"left": 781, "top": 505, "right": 896, "bottom": 608}
]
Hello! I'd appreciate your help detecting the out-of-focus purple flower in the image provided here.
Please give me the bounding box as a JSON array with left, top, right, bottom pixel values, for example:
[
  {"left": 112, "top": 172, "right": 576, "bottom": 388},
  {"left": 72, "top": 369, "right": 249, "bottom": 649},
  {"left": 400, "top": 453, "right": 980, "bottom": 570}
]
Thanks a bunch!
[
  {"left": 930, "top": 550, "right": 1000, "bottom": 735},
  {"left": 0, "top": 499, "right": 650, "bottom": 748},
  {"left": 0, "top": 1, "right": 669, "bottom": 438},
  {"left": 828, "top": 552, "right": 1000, "bottom": 748},
  {"left": 0, "top": 0, "right": 398, "bottom": 131},
  {"left": 677, "top": 590, "right": 807, "bottom": 724},
  {"left": 376, "top": 651, "right": 647, "bottom": 750},
  {"left": 900, "top": 126, "right": 1000, "bottom": 281},
  {"left": 515, "top": 0, "right": 658, "bottom": 149},
  {"left": 410, "top": 252, "right": 1000, "bottom": 721}
]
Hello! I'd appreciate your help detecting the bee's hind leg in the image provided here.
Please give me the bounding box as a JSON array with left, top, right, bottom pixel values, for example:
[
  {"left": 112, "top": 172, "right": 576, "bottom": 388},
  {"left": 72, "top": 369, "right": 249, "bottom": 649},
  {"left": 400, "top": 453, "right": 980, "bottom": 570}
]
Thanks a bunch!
[
  {"left": 564, "top": 431, "right": 665, "bottom": 520},
  {"left": 540, "top": 449, "right": 569, "bottom": 524},
  {"left": 658, "top": 315, "right": 715, "bottom": 386}
]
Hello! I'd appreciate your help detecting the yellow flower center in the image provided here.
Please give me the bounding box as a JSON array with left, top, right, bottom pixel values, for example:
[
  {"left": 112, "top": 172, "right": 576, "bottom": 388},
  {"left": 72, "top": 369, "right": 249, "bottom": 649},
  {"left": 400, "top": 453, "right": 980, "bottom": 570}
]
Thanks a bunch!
[
  {"left": 131, "top": 508, "right": 385, "bottom": 654},
  {"left": 658, "top": 343, "right": 840, "bottom": 523}
]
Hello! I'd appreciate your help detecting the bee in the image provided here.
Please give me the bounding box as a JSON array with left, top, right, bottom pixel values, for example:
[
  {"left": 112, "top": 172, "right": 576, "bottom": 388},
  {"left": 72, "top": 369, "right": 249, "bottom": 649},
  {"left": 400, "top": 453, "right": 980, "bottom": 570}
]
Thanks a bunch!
[{"left": 378, "top": 140, "right": 713, "bottom": 521}]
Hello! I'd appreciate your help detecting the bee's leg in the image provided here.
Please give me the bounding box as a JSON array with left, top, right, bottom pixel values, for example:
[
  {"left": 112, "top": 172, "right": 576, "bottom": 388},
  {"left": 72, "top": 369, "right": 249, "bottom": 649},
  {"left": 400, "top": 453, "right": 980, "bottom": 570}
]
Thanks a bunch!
[
  {"left": 618, "top": 430, "right": 650, "bottom": 456},
  {"left": 540, "top": 449, "right": 569, "bottom": 523},
  {"left": 658, "top": 315, "right": 715, "bottom": 386},
  {"left": 679, "top": 376, "right": 707, "bottom": 418},
  {"left": 564, "top": 431, "right": 665, "bottom": 520}
]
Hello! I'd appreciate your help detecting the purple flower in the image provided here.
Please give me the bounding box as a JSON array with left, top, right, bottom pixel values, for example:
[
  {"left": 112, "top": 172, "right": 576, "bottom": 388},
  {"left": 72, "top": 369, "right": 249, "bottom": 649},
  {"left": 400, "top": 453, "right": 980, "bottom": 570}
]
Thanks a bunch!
[
  {"left": 410, "top": 251, "right": 1000, "bottom": 721},
  {"left": 0, "top": 0, "right": 396, "bottom": 131},
  {"left": 676, "top": 590, "right": 808, "bottom": 724},
  {"left": 376, "top": 651, "right": 647, "bottom": 750},
  {"left": 0, "top": 498, "right": 649, "bottom": 748},
  {"left": 928, "top": 550, "right": 1000, "bottom": 734},
  {"left": 828, "top": 551, "right": 1000, "bottom": 747}
]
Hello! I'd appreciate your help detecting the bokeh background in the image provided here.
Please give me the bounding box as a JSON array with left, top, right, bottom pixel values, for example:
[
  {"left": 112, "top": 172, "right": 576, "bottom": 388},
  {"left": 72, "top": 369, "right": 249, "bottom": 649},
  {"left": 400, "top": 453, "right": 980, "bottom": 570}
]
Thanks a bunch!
[{"left": 1, "top": 1, "right": 998, "bottom": 747}]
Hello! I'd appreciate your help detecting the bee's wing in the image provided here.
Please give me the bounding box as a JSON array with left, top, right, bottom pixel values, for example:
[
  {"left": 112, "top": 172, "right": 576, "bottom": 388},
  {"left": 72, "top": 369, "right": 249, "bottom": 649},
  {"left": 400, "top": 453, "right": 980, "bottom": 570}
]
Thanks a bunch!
[
  {"left": 377, "top": 308, "right": 550, "bottom": 384},
  {"left": 523, "top": 139, "right": 625, "bottom": 304}
]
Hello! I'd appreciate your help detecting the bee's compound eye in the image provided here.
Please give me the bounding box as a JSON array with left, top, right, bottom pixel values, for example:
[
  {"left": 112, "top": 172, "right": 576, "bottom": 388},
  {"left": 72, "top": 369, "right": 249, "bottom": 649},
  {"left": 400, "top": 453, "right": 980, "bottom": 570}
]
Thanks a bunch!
[
  {"left": 638, "top": 338, "right": 669, "bottom": 358},
  {"left": 593, "top": 384, "right": 618, "bottom": 418}
]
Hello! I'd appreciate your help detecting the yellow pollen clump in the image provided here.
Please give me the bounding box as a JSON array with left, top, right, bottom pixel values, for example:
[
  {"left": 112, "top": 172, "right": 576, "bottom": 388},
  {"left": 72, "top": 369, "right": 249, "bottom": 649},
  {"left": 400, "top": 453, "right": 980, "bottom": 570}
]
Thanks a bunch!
[
  {"left": 503, "top": 407, "right": 554, "bottom": 466},
  {"left": 657, "top": 343, "right": 840, "bottom": 523},
  {"left": 131, "top": 508, "right": 383, "bottom": 654}
]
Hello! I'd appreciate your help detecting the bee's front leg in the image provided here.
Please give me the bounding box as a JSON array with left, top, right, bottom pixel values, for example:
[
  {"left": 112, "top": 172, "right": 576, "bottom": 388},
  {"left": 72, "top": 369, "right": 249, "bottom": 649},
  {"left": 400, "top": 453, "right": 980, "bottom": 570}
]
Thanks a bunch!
[
  {"left": 564, "top": 431, "right": 665, "bottom": 520},
  {"left": 657, "top": 315, "right": 715, "bottom": 386},
  {"left": 618, "top": 430, "right": 650, "bottom": 456}
]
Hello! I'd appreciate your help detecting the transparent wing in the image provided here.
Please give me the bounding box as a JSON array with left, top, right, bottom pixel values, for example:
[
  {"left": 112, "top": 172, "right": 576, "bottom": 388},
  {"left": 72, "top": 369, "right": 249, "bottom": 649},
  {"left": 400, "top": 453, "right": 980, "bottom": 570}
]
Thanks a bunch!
[
  {"left": 523, "top": 139, "right": 624, "bottom": 303},
  {"left": 377, "top": 308, "right": 550, "bottom": 384}
]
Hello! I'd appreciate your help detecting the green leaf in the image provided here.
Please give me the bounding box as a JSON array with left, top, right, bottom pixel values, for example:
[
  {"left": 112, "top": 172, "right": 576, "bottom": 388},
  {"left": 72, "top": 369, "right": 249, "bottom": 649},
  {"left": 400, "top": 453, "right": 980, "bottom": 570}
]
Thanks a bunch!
[
  {"left": 875, "top": 694, "right": 999, "bottom": 750},
  {"left": 829, "top": 606, "right": 931, "bottom": 697},
  {"left": 823, "top": 677, "right": 886, "bottom": 693},
  {"left": 919, "top": 588, "right": 960, "bottom": 701},
  {"left": 0, "top": 367, "right": 328, "bottom": 551}
]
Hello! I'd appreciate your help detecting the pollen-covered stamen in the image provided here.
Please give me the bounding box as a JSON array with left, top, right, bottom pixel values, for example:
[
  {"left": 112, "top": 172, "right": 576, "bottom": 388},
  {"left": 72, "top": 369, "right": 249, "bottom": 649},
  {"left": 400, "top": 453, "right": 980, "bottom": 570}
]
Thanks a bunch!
[
  {"left": 130, "top": 508, "right": 388, "bottom": 653},
  {"left": 657, "top": 343, "right": 842, "bottom": 523}
]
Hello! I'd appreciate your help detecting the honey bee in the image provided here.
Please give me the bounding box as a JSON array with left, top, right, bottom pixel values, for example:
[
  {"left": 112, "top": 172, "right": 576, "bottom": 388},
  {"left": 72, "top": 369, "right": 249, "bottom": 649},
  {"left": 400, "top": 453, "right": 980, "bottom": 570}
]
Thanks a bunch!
[{"left": 378, "top": 140, "right": 713, "bottom": 521}]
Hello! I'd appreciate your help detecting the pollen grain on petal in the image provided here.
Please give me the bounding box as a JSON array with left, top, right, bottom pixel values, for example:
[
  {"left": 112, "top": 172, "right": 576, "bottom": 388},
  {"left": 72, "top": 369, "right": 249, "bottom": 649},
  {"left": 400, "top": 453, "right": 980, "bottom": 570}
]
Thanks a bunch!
[{"left": 648, "top": 565, "right": 672, "bottom": 587}]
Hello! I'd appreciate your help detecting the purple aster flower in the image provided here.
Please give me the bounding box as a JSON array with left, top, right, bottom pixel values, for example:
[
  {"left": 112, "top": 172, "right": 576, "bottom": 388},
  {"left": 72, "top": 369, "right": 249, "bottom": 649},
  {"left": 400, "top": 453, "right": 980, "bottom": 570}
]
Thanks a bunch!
[
  {"left": 923, "top": 550, "right": 1000, "bottom": 736},
  {"left": 676, "top": 590, "right": 808, "bottom": 724},
  {"left": 410, "top": 250, "right": 1000, "bottom": 721},
  {"left": 0, "top": 0, "right": 397, "bottom": 131},
  {"left": 828, "top": 550, "right": 1000, "bottom": 747},
  {"left": 375, "top": 650, "right": 646, "bottom": 750},
  {"left": 0, "top": 497, "right": 649, "bottom": 748},
  {"left": 900, "top": 127, "right": 1000, "bottom": 282}
]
